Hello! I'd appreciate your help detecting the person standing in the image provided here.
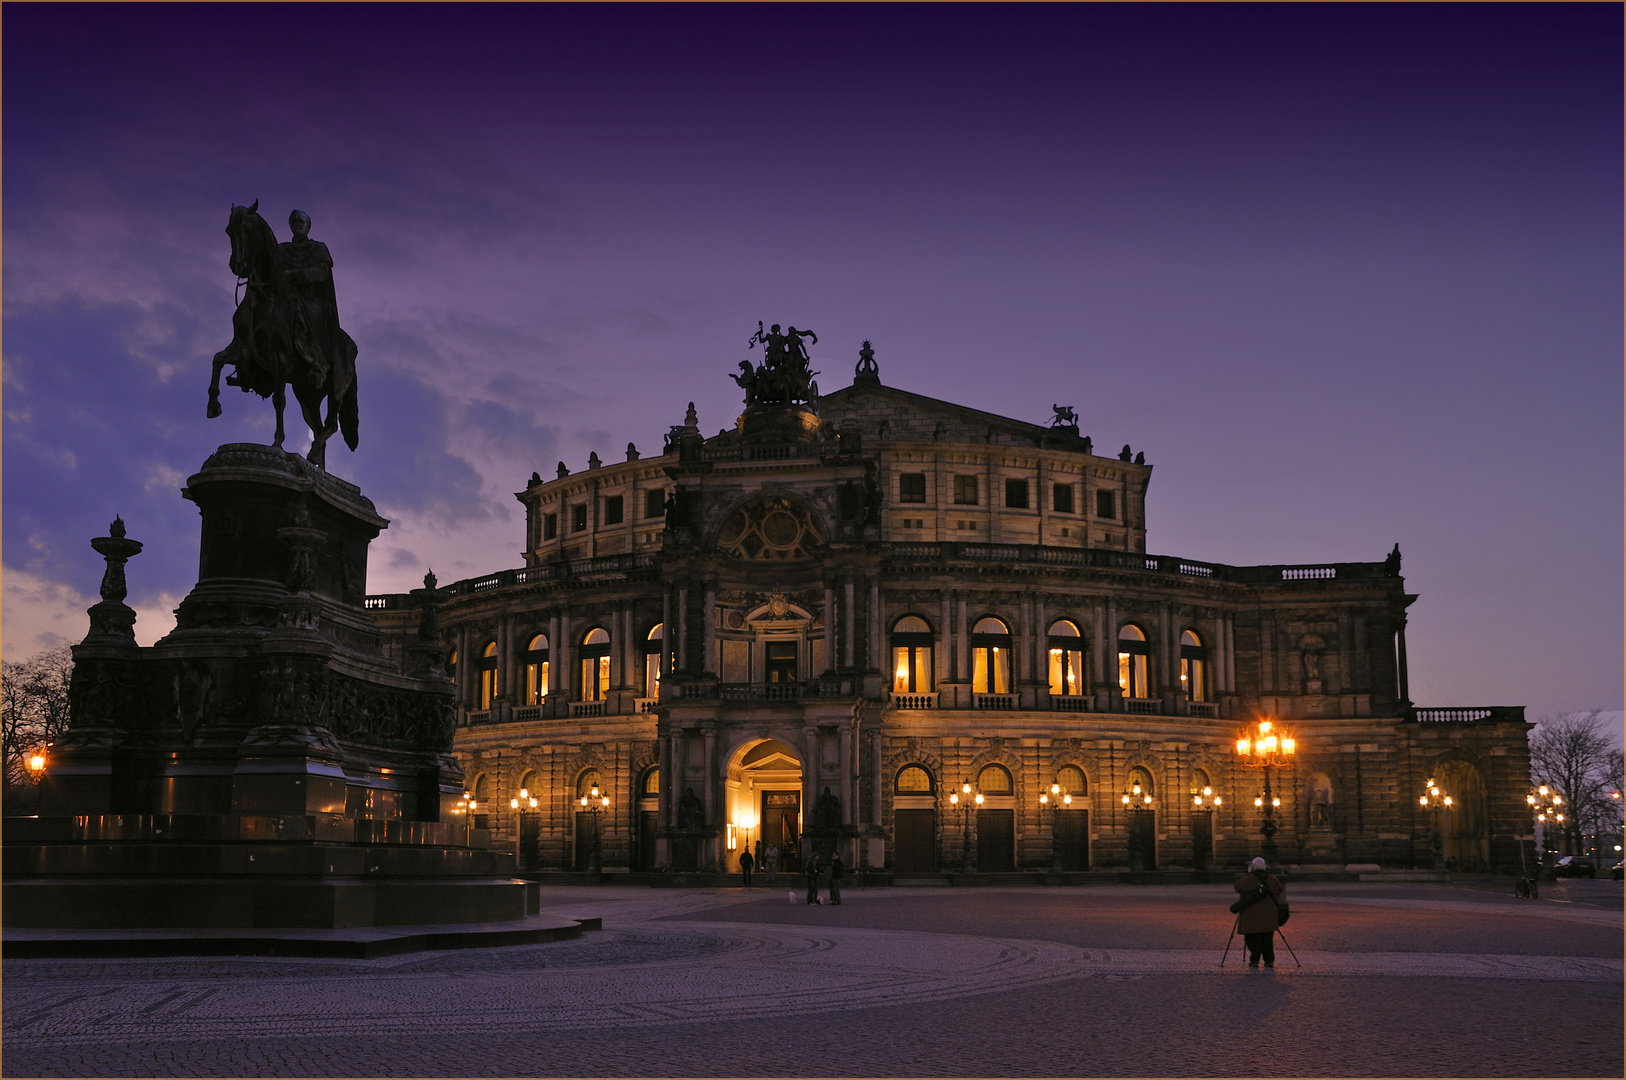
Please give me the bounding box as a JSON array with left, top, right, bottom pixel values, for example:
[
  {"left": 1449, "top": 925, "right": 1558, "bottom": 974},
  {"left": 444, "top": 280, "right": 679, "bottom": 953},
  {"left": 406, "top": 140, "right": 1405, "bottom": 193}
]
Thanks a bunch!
[
  {"left": 764, "top": 842, "right": 779, "bottom": 883},
  {"left": 739, "top": 846, "right": 754, "bottom": 888},
  {"left": 1233, "top": 856, "right": 1284, "bottom": 968},
  {"left": 805, "top": 852, "right": 822, "bottom": 905},
  {"left": 829, "top": 851, "right": 844, "bottom": 905}
]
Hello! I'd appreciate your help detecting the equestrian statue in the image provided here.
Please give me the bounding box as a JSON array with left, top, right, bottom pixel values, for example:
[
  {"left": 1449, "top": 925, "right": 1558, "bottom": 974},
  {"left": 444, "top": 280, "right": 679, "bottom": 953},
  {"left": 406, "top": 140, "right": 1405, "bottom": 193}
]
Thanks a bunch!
[{"left": 208, "top": 202, "right": 359, "bottom": 468}]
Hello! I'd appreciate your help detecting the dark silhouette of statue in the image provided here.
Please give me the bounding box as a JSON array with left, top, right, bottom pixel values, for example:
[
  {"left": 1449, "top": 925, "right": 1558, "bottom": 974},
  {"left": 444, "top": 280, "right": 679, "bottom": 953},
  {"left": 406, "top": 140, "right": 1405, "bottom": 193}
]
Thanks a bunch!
[
  {"left": 677, "top": 787, "right": 705, "bottom": 830},
  {"left": 1051, "top": 404, "right": 1078, "bottom": 429},
  {"left": 1119, "top": 444, "right": 1132, "bottom": 462},
  {"left": 813, "top": 785, "right": 841, "bottom": 830},
  {"left": 208, "top": 203, "right": 359, "bottom": 468},
  {"left": 1384, "top": 543, "right": 1402, "bottom": 576},
  {"left": 740, "top": 321, "right": 819, "bottom": 407}
]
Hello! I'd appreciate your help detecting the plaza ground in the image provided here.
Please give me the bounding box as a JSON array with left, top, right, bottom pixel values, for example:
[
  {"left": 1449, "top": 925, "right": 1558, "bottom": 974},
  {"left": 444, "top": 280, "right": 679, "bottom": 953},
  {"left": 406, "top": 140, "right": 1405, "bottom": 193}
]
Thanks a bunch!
[{"left": 2, "top": 877, "right": 1620, "bottom": 1077}]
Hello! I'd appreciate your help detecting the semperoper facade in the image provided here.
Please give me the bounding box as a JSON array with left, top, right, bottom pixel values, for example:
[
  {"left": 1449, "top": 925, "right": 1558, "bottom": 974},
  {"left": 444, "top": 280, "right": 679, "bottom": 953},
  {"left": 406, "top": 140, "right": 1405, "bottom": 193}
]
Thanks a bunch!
[{"left": 368, "top": 332, "right": 1531, "bottom": 878}]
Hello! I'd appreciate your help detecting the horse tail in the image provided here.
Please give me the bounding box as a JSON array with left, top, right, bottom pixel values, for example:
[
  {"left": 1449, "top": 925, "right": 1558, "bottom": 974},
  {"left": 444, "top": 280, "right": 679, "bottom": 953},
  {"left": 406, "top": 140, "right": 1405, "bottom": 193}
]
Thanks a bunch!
[{"left": 339, "top": 379, "right": 359, "bottom": 451}]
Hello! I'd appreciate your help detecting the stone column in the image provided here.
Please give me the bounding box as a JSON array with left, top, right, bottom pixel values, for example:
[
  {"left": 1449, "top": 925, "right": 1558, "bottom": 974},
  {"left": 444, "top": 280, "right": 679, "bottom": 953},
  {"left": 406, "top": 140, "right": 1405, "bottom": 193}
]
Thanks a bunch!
[
  {"left": 803, "top": 727, "right": 818, "bottom": 843},
  {"left": 1035, "top": 596, "right": 1048, "bottom": 702},
  {"left": 659, "top": 728, "right": 673, "bottom": 827},
  {"left": 661, "top": 590, "right": 673, "bottom": 684},
  {"left": 559, "top": 611, "right": 572, "bottom": 700},
  {"left": 677, "top": 585, "right": 689, "bottom": 672},
  {"left": 702, "top": 727, "right": 717, "bottom": 829},
  {"left": 496, "top": 614, "right": 512, "bottom": 703},
  {"left": 870, "top": 579, "right": 881, "bottom": 670},
  {"left": 939, "top": 591, "right": 953, "bottom": 684},
  {"left": 871, "top": 730, "right": 883, "bottom": 827},
  {"left": 824, "top": 584, "right": 837, "bottom": 673},
  {"left": 704, "top": 585, "right": 717, "bottom": 675},
  {"left": 840, "top": 726, "right": 854, "bottom": 826},
  {"left": 1225, "top": 616, "right": 1237, "bottom": 693},
  {"left": 956, "top": 594, "right": 969, "bottom": 682},
  {"left": 844, "top": 578, "right": 856, "bottom": 668},
  {"left": 1396, "top": 616, "right": 1411, "bottom": 705}
]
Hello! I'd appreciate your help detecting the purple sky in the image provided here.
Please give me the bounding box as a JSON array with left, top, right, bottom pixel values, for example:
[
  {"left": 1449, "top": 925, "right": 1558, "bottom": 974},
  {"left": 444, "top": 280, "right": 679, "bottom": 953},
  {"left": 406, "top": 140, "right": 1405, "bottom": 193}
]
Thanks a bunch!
[{"left": 4, "top": 4, "right": 1620, "bottom": 724}]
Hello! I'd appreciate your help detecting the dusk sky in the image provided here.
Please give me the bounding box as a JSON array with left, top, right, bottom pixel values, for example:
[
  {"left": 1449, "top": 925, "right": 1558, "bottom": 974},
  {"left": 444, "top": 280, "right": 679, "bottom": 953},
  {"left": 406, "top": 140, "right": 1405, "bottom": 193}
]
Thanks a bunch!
[{"left": 3, "top": 4, "right": 1620, "bottom": 724}]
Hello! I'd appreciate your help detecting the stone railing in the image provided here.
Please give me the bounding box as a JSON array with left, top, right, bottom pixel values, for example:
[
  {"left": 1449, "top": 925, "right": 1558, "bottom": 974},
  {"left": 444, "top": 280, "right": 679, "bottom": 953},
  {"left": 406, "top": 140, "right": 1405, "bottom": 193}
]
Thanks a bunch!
[
  {"left": 511, "top": 705, "right": 543, "bottom": 723},
  {"left": 1049, "top": 694, "right": 1091, "bottom": 712},
  {"left": 973, "top": 693, "right": 1016, "bottom": 710},
  {"left": 1410, "top": 706, "right": 1526, "bottom": 724},
  {"left": 465, "top": 709, "right": 491, "bottom": 726},
  {"left": 888, "top": 692, "right": 939, "bottom": 710},
  {"left": 1124, "top": 698, "right": 1161, "bottom": 715},
  {"left": 569, "top": 701, "right": 606, "bottom": 718},
  {"left": 364, "top": 553, "right": 658, "bottom": 609},
  {"left": 882, "top": 543, "right": 1392, "bottom": 584},
  {"left": 634, "top": 697, "right": 659, "bottom": 713},
  {"left": 1188, "top": 701, "right": 1219, "bottom": 718}
]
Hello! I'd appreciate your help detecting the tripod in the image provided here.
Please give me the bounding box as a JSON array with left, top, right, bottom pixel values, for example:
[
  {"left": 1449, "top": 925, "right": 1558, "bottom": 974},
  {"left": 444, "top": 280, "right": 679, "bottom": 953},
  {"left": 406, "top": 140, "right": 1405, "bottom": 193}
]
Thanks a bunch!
[{"left": 1220, "top": 917, "right": 1301, "bottom": 969}]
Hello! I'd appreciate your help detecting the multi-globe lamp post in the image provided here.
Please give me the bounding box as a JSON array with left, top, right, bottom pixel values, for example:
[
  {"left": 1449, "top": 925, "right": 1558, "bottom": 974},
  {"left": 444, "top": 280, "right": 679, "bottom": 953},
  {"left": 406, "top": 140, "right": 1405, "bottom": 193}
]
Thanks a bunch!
[
  {"left": 949, "top": 781, "right": 982, "bottom": 872},
  {"left": 1233, "top": 718, "right": 1295, "bottom": 870},
  {"left": 1039, "top": 782, "right": 1073, "bottom": 873},
  {"left": 579, "top": 781, "right": 610, "bottom": 873},
  {"left": 1418, "top": 777, "right": 1454, "bottom": 870},
  {"left": 1528, "top": 784, "right": 1563, "bottom": 862}
]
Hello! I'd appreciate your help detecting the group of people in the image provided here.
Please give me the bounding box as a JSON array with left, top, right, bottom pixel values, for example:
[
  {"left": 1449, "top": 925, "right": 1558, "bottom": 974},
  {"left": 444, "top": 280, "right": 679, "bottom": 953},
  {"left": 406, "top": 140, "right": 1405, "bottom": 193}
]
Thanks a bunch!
[{"left": 736, "top": 842, "right": 843, "bottom": 905}]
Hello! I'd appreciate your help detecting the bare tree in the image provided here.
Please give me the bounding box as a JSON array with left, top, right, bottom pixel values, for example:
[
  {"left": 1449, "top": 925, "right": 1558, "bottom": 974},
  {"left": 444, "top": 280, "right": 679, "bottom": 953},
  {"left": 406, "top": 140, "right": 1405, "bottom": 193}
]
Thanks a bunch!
[
  {"left": 1529, "top": 710, "right": 1618, "bottom": 856},
  {"left": 1, "top": 646, "right": 74, "bottom": 807}
]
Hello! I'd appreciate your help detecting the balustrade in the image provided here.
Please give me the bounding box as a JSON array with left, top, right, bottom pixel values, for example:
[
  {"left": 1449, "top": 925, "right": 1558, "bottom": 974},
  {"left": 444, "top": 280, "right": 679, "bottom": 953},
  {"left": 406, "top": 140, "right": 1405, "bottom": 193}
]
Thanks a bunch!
[{"left": 888, "top": 691, "right": 939, "bottom": 710}]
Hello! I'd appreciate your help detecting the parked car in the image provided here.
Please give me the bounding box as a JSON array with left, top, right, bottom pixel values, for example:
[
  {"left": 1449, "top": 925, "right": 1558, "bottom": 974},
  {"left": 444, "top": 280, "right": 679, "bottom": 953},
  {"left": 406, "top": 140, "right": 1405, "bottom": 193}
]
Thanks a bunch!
[
  {"left": 1610, "top": 861, "right": 1623, "bottom": 881},
  {"left": 1553, "top": 856, "right": 1597, "bottom": 878}
]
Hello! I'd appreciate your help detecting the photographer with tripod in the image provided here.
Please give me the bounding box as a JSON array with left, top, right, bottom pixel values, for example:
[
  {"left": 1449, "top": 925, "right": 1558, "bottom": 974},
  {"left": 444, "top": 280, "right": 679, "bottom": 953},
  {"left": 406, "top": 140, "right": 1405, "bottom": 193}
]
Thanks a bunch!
[{"left": 1232, "top": 857, "right": 1286, "bottom": 969}]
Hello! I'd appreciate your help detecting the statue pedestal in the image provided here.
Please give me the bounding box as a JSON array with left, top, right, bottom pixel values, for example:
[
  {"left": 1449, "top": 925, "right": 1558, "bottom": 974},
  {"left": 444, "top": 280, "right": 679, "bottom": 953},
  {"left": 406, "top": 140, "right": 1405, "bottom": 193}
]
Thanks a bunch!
[{"left": 4, "top": 445, "right": 521, "bottom": 930}]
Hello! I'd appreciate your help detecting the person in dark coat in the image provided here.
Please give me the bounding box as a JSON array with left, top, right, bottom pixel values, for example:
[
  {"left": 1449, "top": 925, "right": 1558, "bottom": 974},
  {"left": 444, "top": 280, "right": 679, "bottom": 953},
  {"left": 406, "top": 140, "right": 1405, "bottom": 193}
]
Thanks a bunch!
[
  {"left": 738, "top": 846, "right": 754, "bottom": 888},
  {"left": 805, "top": 852, "right": 822, "bottom": 904},
  {"left": 829, "top": 851, "right": 844, "bottom": 905},
  {"left": 1233, "top": 856, "right": 1285, "bottom": 968}
]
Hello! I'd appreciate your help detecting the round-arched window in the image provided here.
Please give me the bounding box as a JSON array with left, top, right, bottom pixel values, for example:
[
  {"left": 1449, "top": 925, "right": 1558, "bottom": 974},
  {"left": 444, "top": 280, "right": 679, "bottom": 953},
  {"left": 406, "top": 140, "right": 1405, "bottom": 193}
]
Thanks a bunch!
[
  {"left": 1118, "top": 624, "right": 1152, "bottom": 699},
  {"left": 896, "top": 765, "right": 934, "bottom": 793},
  {"left": 1056, "top": 765, "right": 1087, "bottom": 795},
  {"left": 577, "top": 769, "right": 603, "bottom": 798},
  {"left": 1124, "top": 766, "right": 1155, "bottom": 807},
  {"left": 641, "top": 767, "right": 660, "bottom": 797},
  {"left": 978, "top": 764, "right": 1013, "bottom": 794},
  {"left": 1048, "top": 619, "right": 1086, "bottom": 698},
  {"left": 478, "top": 640, "right": 499, "bottom": 710},
  {"left": 1180, "top": 629, "right": 1210, "bottom": 703},
  {"left": 580, "top": 628, "right": 610, "bottom": 701},
  {"left": 524, "top": 634, "right": 549, "bottom": 705},
  {"left": 971, "top": 618, "right": 1012, "bottom": 694},
  {"left": 644, "top": 623, "right": 664, "bottom": 697},
  {"left": 891, "top": 616, "right": 935, "bottom": 694},
  {"left": 472, "top": 774, "right": 489, "bottom": 801}
]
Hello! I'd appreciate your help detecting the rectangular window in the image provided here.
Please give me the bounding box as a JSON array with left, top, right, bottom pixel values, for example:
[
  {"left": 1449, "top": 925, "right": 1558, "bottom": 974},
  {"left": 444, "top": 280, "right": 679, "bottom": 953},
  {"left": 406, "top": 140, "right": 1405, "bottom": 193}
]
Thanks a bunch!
[
  {"left": 645, "top": 489, "right": 665, "bottom": 519},
  {"left": 765, "top": 641, "right": 798, "bottom": 683},
  {"left": 972, "top": 647, "right": 1010, "bottom": 694},
  {"left": 953, "top": 475, "right": 979, "bottom": 505},
  {"left": 525, "top": 660, "right": 549, "bottom": 704},
  {"left": 1096, "top": 490, "right": 1117, "bottom": 519},
  {"left": 1053, "top": 483, "right": 1074, "bottom": 514},
  {"left": 604, "top": 495, "right": 623, "bottom": 526},
  {"left": 899, "top": 473, "right": 927, "bottom": 503},
  {"left": 544, "top": 513, "right": 558, "bottom": 541},
  {"left": 1049, "top": 647, "right": 1084, "bottom": 696},
  {"left": 1005, "top": 479, "right": 1029, "bottom": 509},
  {"left": 571, "top": 503, "right": 588, "bottom": 532},
  {"left": 579, "top": 655, "right": 610, "bottom": 700}
]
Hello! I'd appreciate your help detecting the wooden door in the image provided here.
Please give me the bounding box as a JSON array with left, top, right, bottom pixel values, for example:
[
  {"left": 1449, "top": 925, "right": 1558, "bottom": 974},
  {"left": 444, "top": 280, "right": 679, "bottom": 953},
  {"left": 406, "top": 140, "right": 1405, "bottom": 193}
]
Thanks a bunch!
[
  {"left": 977, "top": 808, "right": 1015, "bottom": 871},
  {"left": 1053, "top": 809, "right": 1088, "bottom": 871},
  {"left": 1127, "top": 809, "right": 1156, "bottom": 870},
  {"left": 638, "top": 810, "right": 658, "bottom": 871},
  {"left": 519, "top": 814, "right": 541, "bottom": 871},
  {"left": 574, "top": 812, "right": 593, "bottom": 871},
  {"left": 893, "top": 809, "right": 937, "bottom": 873},
  {"left": 1191, "top": 810, "right": 1214, "bottom": 871}
]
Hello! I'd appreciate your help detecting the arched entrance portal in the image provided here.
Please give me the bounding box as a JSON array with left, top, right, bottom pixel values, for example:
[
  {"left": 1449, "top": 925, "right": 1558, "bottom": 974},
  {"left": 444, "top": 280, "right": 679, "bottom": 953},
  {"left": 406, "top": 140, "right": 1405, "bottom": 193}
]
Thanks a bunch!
[
  {"left": 1434, "top": 759, "right": 1490, "bottom": 871},
  {"left": 728, "top": 738, "right": 805, "bottom": 874}
]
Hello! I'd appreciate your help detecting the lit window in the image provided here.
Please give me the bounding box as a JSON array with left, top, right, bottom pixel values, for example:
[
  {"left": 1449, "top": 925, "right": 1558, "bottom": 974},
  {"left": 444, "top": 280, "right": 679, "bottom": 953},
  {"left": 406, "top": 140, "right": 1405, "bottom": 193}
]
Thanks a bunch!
[
  {"left": 1052, "top": 483, "right": 1074, "bottom": 514},
  {"left": 765, "top": 641, "right": 798, "bottom": 684},
  {"left": 896, "top": 765, "right": 934, "bottom": 793},
  {"left": 1096, "top": 490, "right": 1116, "bottom": 520},
  {"left": 978, "top": 764, "right": 1013, "bottom": 793},
  {"left": 604, "top": 495, "right": 623, "bottom": 526},
  {"left": 571, "top": 504, "right": 588, "bottom": 532},
  {"left": 1048, "top": 619, "right": 1085, "bottom": 697},
  {"left": 644, "top": 623, "right": 664, "bottom": 697},
  {"left": 972, "top": 617, "right": 1011, "bottom": 694},
  {"left": 478, "top": 641, "right": 498, "bottom": 709},
  {"left": 1005, "top": 479, "right": 1029, "bottom": 509},
  {"left": 579, "top": 628, "right": 610, "bottom": 701},
  {"left": 1056, "top": 765, "right": 1087, "bottom": 796},
  {"left": 577, "top": 769, "right": 602, "bottom": 798},
  {"left": 524, "top": 634, "right": 550, "bottom": 704},
  {"left": 1118, "top": 624, "right": 1152, "bottom": 699},
  {"left": 899, "top": 473, "right": 927, "bottom": 503},
  {"left": 891, "top": 615, "right": 934, "bottom": 693},
  {"left": 642, "top": 767, "right": 660, "bottom": 796},
  {"left": 1180, "top": 629, "right": 1210, "bottom": 702},
  {"left": 954, "top": 475, "right": 979, "bottom": 505}
]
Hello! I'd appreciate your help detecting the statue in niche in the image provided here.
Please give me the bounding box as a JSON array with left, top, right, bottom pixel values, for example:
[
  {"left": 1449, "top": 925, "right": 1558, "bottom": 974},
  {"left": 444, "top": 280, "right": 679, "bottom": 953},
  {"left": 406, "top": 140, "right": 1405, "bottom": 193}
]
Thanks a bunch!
[
  {"left": 813, "top": 785, "right": 841, "bottom": 830},
  {"left": 677, "top": 787, "right": 705, "bottom": 830},
  {"left": 1302, "top": 650, "right": 1321, "bottom": 683}
]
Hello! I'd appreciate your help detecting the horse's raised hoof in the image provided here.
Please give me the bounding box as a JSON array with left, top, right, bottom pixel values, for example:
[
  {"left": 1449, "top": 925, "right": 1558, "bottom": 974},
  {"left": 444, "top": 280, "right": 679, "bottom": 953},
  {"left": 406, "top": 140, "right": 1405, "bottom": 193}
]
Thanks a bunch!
[{"left": 206, "top": 400, "right": 222, "bottom": 419}]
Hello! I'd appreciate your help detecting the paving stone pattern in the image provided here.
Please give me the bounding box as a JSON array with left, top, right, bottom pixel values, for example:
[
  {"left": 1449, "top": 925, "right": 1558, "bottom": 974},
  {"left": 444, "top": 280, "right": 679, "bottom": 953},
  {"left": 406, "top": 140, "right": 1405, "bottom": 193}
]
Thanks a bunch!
[{"left": 2, "top": 881, "right": 1620, "bottom": 1077}]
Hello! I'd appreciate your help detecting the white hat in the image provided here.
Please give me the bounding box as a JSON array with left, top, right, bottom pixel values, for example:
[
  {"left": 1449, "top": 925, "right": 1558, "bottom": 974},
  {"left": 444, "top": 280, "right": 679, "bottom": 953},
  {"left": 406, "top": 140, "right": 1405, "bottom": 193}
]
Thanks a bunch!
[{"left": 1250, "top": 857, "right": 1267, "bottom": 871}]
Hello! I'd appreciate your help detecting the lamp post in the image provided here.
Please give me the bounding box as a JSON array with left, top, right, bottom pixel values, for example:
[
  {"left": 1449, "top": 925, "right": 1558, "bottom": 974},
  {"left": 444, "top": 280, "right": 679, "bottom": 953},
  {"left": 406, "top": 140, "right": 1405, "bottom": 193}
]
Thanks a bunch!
[
  {"left": 1039, "top": 782, "right": 1073, "bottom": 873},
  {"left": 1234, "top": 718, "right": 1295, "bottom": 871},
  {"left": 1190, "top": 784, "right": 1221, "bottom": 872},
  {"left": 1528, "top": 784, "right": 1563, "bottom": 866},
  {"left": 508, "top": 786, "right": 540, "bottom": 870},
  {"left": 949, "top": 782, "right": 982, "bottom": 872},
  {"left": 27, "top": 747, "right": 47, "bottom": 781},
  {"left": 579, "top": 781, "right": 610, "bottom": 874},
  {"left": 1418, "top": 777, "right": 1454, "bottom": 870}
]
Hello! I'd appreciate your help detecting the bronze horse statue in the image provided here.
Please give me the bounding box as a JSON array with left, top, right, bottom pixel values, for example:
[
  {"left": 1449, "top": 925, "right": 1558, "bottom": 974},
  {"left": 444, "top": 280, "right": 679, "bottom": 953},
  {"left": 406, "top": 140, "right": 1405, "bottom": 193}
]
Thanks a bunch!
[{"left": 208, "top": 201, "right": 359, "bottom": 468}]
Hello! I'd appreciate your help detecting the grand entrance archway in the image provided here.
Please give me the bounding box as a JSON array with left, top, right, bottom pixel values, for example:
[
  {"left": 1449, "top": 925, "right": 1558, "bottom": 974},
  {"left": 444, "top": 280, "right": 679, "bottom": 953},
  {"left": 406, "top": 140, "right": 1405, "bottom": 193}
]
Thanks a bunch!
[
  {"left": 728, "top": 738, "right": 805, "bottom": 875},
  {"left": 1435, "top": 759, "right": 1490, "bottom": 871}
]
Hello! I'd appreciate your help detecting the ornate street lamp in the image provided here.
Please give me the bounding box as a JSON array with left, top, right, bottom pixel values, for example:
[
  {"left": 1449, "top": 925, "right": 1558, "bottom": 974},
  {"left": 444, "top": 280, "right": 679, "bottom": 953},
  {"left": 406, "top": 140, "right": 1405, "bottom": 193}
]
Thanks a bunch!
[
  {"left": 1234, "top": 718, "right": 1295, "bottom": 871},
  {"left": 949, "top": 781, "right": 982, "bottom": 873},
  {"left": 1528, "top": 784, "right": 1563, "bottom": 863},
  {"left": 1418, "top": 777, "right": 1454, "bottom": 870},
  {"left": 27, "top": 747, "right": 48, "bottom": 780},
  {"left": 1039, "top": 782, "right": 1073, "bottom": 873},
  {"left": 1190, "top": 785, "right": 1222, "bottom": 810},
  {"left": 579, "top": 781, "right": 610, "bottom": 874},
  {"left": 1120, "top": 778, "right": 1156, "bottom": 871}
]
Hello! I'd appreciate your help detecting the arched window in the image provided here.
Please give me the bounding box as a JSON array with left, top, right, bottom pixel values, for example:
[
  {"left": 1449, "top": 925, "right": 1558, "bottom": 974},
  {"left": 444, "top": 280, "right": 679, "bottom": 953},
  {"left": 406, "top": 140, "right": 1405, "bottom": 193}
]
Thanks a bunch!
[
  {"left": 447, "top": 647, "right": 458, "bottom": 683},
  {"left": 580, "top": 628, "right": 610, "bottom": 701},
  {"left": 971, "top": 617, "right": 1012, "bottom": 694},
  {"left": 472, "top": 774, "right": 489, "bottom": 802},
  {"left": 896, "top": 765, "right": 935, "bottom": 793},
  {"left": 515, "top": 770, "right": 539, "bottom": 810},
  {"left": 1056, "top": 765, "right": 1087, "bottom": 796},
  {"left": 1048, "top": 619, "right": 1085, "bottom": 698},
  {"left": 1191, "top": 767, "right": 1216, "bottom": 808},
  {"left": 1124, "top": 766, "right": 1155, "bottom": 807},
  {"left": 977, "top": 764, "right": 1013, "bottom": 794},
  {"left": 1118, "top": 624, "right": 1153, "bottom": 699},
  {"left": 644, "top": 624, "right": 664, "bottom": 697},
  {"left": 524, "top": 634, "right": 550, "bottom": 705},
  {"left": 1180, "top": 629, "right": 1210, "bottom": 702},
  {"left": 641, "top": 767, "right": 660, "bottom": 796},
  {"left": 577, "top": 769, "right": 602, "bottom": 798},
  {"left": 891, "top": 615, "right": 934, "bottom": 694},
  {"left": 478, "top": 641, "right": 498, "bottom": 709}
]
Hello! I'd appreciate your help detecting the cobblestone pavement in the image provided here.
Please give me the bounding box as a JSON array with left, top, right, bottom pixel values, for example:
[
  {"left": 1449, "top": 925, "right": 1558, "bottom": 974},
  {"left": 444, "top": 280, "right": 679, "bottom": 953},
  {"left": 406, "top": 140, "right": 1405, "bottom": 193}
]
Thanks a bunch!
[{"left": 3, "top": 881, "right": 1620, "bottom": 1077}]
